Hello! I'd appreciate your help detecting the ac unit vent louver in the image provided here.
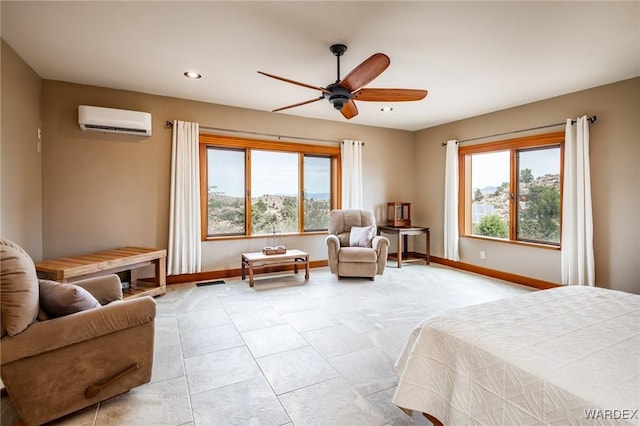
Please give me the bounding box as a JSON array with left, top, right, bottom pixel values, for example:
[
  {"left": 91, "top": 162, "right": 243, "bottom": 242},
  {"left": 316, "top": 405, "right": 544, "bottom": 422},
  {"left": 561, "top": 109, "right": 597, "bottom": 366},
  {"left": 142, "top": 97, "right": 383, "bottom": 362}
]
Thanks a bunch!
[{"left": 82, "top": 125, "right": 149, "bottom": 134}]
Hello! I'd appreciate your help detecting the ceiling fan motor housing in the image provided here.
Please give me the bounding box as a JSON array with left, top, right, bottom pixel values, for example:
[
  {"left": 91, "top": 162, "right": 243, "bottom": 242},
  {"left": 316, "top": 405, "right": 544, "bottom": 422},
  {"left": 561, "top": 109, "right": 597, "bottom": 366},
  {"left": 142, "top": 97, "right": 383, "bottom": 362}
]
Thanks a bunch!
[{"left": 324, "top": 84, "right": 352, "bottom": 110}]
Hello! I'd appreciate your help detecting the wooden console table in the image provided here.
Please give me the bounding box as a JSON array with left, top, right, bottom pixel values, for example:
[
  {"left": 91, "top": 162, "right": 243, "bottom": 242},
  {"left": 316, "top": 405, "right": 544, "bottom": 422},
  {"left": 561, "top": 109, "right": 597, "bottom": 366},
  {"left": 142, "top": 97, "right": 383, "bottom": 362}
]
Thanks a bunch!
[
  {"left": 377, "top": 225, "right": 430, "bottom": 268},
  {"left": 241, "top": 249, "right": 309, "bottom": 287},
  {"left": 35, "top": 247, "right": 166, "bottom": 299}
]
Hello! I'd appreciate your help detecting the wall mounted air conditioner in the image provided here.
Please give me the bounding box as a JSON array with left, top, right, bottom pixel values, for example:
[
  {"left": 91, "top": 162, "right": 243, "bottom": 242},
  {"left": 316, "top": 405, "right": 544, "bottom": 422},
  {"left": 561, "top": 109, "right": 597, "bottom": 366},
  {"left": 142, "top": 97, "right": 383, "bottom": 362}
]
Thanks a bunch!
[{"left": 78, "top": 105, "right": 152, "bottom": 136}]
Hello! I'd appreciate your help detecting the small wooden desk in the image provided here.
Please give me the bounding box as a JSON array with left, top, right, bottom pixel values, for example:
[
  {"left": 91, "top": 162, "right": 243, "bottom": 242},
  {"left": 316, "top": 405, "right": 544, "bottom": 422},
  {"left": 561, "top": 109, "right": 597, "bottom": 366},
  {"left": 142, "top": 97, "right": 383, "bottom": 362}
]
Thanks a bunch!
[
  {"left": 35, "top": 247, "right": 167, "bottom": 299},
  {"left": 241, "top": 249, "right": 309, "bottom": 287},
  {"left": 377, "top": 225, "right": 430, "bottom": 268}
]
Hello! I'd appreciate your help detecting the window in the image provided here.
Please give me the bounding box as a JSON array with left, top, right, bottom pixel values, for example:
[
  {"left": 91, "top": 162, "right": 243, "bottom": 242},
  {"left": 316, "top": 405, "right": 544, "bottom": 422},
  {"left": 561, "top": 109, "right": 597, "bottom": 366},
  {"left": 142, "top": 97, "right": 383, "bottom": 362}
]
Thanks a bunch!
[
  {"left": 516, "top": 146, "right": 562, "bottom": 243},
  {"left": 200, "top": 134, "right": 340, "bottom": 239},
  {"left": 251, "top": 150, "right": 299, "bottom": 235},
  {"left": 303, "top": 156, "right": 332, "bottom": 231},
  {"left": 206, "top": 148, "right": 246, "bottom": 235},
  {"left": 459, "top": 132, "right": 563, "bottom": 246}
]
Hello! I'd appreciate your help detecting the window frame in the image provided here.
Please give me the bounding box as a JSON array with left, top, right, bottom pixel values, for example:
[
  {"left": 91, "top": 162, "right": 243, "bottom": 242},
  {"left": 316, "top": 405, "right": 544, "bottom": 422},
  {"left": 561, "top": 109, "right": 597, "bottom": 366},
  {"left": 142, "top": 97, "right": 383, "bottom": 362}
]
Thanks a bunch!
[
  {"left": 458, "top": 131, "right": 564, "bottom": 248},
  {"left": 199, "top": 134, "right": 341, "bottom": 241}
]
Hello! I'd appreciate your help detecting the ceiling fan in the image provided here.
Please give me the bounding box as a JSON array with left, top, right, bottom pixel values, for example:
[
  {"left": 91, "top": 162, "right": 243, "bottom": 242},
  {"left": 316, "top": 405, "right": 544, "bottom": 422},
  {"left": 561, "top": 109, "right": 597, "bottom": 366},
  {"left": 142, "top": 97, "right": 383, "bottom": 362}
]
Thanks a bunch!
[{"left": 258, "top": 44, "right": 428, "bottom": 120}]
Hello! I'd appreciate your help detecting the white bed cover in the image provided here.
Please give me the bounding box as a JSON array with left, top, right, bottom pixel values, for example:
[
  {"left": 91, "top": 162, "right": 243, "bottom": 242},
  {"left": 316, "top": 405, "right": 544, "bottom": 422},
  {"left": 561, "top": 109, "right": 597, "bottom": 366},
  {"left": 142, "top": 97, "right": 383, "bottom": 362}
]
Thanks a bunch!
[{"left": 393, "top": 286, "right": 639, "bottom": 425}]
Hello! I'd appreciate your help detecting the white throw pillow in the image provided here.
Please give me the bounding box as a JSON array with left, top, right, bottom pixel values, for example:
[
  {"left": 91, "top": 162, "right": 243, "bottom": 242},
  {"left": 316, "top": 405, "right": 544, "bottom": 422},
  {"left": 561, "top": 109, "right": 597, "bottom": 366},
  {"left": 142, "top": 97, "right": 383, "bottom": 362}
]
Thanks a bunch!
[{"left": 349, "top": 226, "right": 375, "bottom": 248}]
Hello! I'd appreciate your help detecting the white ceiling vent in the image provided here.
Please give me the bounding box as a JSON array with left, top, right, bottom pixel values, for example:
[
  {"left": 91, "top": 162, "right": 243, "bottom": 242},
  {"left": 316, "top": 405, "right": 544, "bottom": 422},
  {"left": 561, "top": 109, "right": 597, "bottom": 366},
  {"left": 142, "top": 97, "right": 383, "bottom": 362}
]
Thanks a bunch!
[{"left": 78, "top": 105, "right": 152, "bottom": 136}]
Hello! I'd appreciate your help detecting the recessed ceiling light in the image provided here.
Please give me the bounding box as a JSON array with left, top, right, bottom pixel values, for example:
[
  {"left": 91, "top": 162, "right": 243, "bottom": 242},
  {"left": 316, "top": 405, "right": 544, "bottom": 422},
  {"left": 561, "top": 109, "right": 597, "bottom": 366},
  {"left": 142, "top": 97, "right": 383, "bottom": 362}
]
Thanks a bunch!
[
  {"left": 184, "top": 71, "right": 202, "bottom": 79},
  {"left": 380, "top": 106, "right": 393, "bottom": 112}
]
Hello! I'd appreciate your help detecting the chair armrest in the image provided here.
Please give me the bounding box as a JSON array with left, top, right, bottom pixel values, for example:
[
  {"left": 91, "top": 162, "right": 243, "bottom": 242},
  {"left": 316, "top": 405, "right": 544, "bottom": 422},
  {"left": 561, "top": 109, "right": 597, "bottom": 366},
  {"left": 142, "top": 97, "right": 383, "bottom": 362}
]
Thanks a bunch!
[
  {"left": 74, "top": 274, "right": 123, "bottom": 304},
  {"left": 372, "top": 236, "right": 389, "bottom": 275},
  {"left": 372, "top": 235, "right": 389, "bottom": 252},
  {"left": 326, "top": 235, "right": 340, "bottom": 274},
  {"left": 1, "top": 296, "right": 156, "bottom": 365}
]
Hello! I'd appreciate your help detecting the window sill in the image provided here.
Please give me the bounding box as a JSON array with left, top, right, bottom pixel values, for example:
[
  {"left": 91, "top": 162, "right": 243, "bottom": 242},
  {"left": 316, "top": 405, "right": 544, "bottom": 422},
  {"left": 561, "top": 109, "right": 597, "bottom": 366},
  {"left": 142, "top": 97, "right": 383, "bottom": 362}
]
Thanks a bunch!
[
  {"left": 462, "top": 235, "right": 560, "bottom": 251},
  {"left": 203, "top": 230, "right": 328, "bottom": 242}
]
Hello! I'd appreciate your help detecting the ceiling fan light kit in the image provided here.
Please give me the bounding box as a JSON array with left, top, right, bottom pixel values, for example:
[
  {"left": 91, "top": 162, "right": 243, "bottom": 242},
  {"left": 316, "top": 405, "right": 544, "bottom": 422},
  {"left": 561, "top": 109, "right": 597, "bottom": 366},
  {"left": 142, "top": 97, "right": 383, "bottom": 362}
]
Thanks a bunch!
[
  {"left": 258, "top": 44, "right": 427, "bottom": 120},
  {"left": 324, "top": 84, "right": 352, "bottom": 110}
]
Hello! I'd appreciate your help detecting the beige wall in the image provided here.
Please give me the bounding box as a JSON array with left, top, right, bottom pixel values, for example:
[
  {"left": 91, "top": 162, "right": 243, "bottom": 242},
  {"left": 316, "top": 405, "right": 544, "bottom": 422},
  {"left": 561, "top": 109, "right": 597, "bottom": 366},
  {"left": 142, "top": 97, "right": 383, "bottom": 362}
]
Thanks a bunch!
[
  {"left": 414, "top": 77, "right": 640, "bottom": 294},
  {"left": 40, "top": 81, "right": 415, "bottom": 271},
  {"left": 0, "top": 40, "right": 43, "bottom": 259}
]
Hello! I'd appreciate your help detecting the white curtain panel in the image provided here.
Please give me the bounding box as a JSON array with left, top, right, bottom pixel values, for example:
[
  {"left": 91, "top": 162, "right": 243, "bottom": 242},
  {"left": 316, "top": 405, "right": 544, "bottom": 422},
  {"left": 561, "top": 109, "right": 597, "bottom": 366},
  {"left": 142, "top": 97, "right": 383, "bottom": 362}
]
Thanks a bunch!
[
  {"left": 444, "top": 140, "right": 460, "bottom": 261},
  {"left": 341, "top": 140, "right": 364, "bottom": 209},
  {"left": 167, "top": 120, "right": 202, "bottom": 275},
  {"left": 561, "top": 116, "right": 595, "bottom": 285}
]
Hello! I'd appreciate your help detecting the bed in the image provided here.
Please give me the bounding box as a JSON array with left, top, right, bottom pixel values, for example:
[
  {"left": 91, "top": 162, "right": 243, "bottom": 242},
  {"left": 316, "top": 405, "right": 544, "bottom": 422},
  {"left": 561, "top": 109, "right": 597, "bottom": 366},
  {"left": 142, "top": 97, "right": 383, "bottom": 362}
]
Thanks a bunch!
[{"left": 393, "top": 286, "right": 639, "bottom": 425}]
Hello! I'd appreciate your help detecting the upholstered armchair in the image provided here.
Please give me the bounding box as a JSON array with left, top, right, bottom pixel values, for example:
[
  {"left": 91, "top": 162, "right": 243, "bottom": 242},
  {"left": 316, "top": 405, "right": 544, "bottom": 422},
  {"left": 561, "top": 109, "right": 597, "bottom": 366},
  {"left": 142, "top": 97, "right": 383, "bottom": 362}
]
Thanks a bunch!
[
  {"left": 0, "top": 239, "right": 156, "bottom": 426},
  {"left": 325, "top": 209, "right": 390, "bottom": 280}
]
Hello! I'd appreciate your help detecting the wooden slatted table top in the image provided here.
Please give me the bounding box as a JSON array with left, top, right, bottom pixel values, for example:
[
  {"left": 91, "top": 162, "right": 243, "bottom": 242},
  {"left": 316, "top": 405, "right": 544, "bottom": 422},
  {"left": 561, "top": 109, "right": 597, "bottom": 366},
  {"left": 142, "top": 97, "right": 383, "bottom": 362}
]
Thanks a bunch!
[{"left": 35, "top": 247, "right": 166, "bottom": 280}]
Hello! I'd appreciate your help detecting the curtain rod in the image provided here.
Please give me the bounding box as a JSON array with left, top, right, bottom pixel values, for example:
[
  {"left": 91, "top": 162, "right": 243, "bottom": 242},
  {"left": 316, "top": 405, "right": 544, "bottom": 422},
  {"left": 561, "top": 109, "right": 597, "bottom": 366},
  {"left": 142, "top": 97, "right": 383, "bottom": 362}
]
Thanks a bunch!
[
  {"left": 440, "top": 115, "right": 597, "bottom": 147},
  {"left": 165, "top": 120, "right": 342, "bottom": 145}
]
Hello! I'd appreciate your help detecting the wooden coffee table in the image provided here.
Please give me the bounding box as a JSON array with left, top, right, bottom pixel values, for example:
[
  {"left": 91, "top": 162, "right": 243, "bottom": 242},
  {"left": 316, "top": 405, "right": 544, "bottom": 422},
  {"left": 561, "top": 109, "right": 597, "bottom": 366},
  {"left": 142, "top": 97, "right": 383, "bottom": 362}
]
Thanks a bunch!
[{"left": 241, "top": 249, "right": 309, "bottom": 287}]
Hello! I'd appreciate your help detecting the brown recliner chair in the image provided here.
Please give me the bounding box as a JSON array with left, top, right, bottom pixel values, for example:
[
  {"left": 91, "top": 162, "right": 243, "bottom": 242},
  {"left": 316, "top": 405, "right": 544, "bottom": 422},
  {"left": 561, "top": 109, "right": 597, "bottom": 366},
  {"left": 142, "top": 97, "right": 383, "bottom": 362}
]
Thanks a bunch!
[
  {"left": 0, "top": 239, "right": 156, "bottom": 426},
  {"left": 325, "top": 209, "right": 389, "bottom": 280}
]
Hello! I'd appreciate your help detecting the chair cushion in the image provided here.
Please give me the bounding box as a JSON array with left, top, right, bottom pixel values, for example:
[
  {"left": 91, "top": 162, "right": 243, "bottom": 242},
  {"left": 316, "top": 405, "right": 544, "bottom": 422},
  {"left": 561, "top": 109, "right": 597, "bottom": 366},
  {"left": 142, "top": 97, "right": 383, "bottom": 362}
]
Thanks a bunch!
[
  {"left": 39, "top": 280, "right": 101, "bottom": 318},
  {"left": 0, "top": 240, "right": 40, "bottom": 337},
  {"left": 349, "top": 225, "right": 375, "bottom": 248},
  {"left": 338, "top": 247, "right": 377, "bottom": 263}
]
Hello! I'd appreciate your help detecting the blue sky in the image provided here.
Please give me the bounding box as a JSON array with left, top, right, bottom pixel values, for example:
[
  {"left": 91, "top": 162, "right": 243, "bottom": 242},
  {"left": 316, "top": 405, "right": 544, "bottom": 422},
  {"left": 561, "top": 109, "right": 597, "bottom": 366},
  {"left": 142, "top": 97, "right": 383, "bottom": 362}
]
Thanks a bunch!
[
  {"left": 471, "top": 147, "right": 560, "bottom": 188},
  {"left": 207, "top": 149, "right": 329, "bottom": 196},
  {"left": 207, "top": 149, "right": 244, "bottom": 196}
]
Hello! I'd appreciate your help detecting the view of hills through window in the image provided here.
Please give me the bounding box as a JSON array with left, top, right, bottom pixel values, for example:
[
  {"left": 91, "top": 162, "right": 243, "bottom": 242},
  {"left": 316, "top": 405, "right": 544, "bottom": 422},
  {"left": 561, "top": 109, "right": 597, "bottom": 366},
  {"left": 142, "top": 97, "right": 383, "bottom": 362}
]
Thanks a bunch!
[
  {"left": 207, "top": 148, "right": 245, "bottom": 235},
  {"left": 303, "top": 156, "right": 331, "bottom": 231},
  {"left": 251, "top": 150, "right": 299, "bottom": 234},
  {"left": 471, "top": 146, "right": 561, "bottom": 244},
  {"left": 206, "top": 148, "right": 331, "bottom": 236}
]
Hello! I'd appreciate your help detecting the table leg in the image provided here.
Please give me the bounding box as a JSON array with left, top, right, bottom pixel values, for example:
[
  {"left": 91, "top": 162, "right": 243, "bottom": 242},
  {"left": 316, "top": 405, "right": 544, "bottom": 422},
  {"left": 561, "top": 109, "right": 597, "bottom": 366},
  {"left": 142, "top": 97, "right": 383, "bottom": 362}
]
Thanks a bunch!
[
  {"left": 157, "top": 256, "right": 167, "bottom": 288},
  {"left": 304, "top": 256, "right": 310, "bottom": 280},
  {"left": 426, "top": 229, "right": 431, "bottom": 265},
  {"left": 130, "top": 268, "right": 139, "bottom": 285},
  {"left": 294, "top": 262, "right": 299, "bottom": 274},
  {"left": 397, "top": 234, "right": 403, "bottom": 268},
  {"left": 403, "top": 234, "right": 409, "bottom": 259},
  {"left": 249, "top": 261, "right": 254, "bottom": 287},
  {"left": 241, "top": 256, "right": 246, "bottom": 280}
]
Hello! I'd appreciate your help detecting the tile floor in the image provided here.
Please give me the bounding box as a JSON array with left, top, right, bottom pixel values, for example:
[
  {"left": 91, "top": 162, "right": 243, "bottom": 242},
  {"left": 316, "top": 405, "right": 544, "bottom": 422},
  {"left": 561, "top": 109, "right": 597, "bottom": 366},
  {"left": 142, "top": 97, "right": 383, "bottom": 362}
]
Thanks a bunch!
[{"left": 1, "top": 264, "right": 532, "bottom": 426}]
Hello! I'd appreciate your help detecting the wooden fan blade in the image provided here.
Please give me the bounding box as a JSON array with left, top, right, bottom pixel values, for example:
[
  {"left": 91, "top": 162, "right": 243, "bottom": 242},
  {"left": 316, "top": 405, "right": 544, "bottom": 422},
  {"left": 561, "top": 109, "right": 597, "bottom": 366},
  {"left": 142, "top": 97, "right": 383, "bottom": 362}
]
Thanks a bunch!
[
  {"left": 272, "top": 97, "right": 323, "bottom": 112},
  {"left": 339, "top": 53, "right": 390, "bottom": 93},
  {"left": 258, "top": 71, "right": 331, "bottom": 94},
  {"left": 340, "top": 99, "right": 358, "bottom": 119},
  {"left": 353, "top": 88, "right": 428, "bottom": 102}
]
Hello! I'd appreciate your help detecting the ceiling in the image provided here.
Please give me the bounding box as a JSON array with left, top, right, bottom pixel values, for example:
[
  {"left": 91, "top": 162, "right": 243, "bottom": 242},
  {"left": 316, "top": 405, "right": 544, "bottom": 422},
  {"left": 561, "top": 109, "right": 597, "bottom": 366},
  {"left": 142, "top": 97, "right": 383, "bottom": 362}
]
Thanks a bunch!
[{"left": 2, "top": 1, "right": 639, "bottom": 131}]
